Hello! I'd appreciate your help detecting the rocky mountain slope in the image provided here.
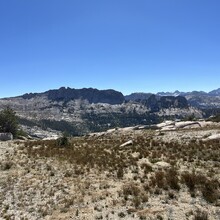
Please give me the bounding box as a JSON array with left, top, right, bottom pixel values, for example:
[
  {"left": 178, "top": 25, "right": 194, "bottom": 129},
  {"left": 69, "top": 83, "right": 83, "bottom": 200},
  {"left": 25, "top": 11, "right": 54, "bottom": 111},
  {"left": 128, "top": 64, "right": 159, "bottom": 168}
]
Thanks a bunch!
[
  {"left": 20, "top": 87, "right": 125, "bottom": 105},
  {"left": 0, "top": 87, "right": 203, "bottom": 137},
  {"left": 125, "top": 93, "right": 153, "bottom": 101},
  {"left": 126, "top": 88, "right": 220, "bottom": 109}
]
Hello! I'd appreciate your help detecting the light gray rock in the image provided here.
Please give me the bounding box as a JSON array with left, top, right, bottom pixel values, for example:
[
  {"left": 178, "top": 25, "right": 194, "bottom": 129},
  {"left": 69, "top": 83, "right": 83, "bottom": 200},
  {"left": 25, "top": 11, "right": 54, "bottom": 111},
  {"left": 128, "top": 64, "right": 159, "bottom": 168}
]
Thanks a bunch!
[
  {"left": 154, "top": 161, "right": 171, "bottom": 169},
  {"left": 203, "top": 133, "right": 220, "bottom": 140},
  {"left": 175, "top": 121, "right": 201, "bottom": 129},
  {"left": 120, "top": 140, "right": 133, "bottom": 147}
]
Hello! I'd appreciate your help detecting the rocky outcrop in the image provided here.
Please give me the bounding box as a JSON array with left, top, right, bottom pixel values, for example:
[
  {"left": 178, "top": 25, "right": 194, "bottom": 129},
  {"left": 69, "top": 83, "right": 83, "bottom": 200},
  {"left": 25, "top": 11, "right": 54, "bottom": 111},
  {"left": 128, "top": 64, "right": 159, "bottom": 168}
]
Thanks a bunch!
[
  {"left": 160, "top": 96, "right": 188, "bottom": 108},
  {"left": 144, "top": 95, "right": 188, "bottom": 112},
  {"left": 154, "top": 120, "right": 217, "bottom": 131},
  {"left": 203, "top": 133, "right": 220, "bottom": 140}
]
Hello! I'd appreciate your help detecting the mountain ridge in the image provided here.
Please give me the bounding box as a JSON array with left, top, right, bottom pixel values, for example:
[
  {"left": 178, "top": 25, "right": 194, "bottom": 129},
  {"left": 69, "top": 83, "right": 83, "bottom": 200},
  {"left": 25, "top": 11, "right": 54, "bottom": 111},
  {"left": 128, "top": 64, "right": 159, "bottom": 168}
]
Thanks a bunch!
[
  {"left": 20, "top": 87, "right": 125, "bottom": 105},
  {"left": 125, "top": 88, "right": 220, "bottom": 109},
  {"left": 2, "top": 86, "right": 220, "bottom": 111},
  {"left": 0, "top": 86, "right": 199, "bottom": 137},
  {"left": 6, "top": 87, "right": 220, "bottom": 101},
  {"left": 1, "top": 86, "right": 219, "bottom": 137}
]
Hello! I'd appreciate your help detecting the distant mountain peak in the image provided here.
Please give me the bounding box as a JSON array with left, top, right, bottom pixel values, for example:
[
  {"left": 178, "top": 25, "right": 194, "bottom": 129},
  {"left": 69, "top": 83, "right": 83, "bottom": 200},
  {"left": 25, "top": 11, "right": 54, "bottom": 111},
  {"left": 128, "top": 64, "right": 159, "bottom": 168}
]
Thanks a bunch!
[
  {"left": 209, "top": 88, "right": 220, "bottom": 96},
  {"left": 20, "top": 87, "right": 125, "bottom": 105},
  {"left": 156, "top": 90, "right": 184, "bottom": 97},
  {"left": 125, "top": 92, "right": 153, "bottom": 101},
  {"left": 125, "top": 88, "right": 220, "bottom": 109}
]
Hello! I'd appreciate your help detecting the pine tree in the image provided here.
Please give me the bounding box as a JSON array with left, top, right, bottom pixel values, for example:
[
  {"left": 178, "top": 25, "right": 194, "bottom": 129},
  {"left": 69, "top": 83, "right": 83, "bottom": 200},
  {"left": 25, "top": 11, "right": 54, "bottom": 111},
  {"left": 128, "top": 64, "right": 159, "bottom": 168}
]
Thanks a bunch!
[{"left": 0, "top": 107, "right": 18, "bottom": 137}]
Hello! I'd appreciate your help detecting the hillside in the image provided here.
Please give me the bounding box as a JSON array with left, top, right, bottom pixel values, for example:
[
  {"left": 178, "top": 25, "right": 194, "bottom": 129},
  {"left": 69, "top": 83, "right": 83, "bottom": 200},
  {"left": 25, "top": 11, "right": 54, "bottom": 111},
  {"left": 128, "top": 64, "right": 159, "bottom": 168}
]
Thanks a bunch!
[{"left": 0, "top": 122, "right": 220, "bottom": 219}]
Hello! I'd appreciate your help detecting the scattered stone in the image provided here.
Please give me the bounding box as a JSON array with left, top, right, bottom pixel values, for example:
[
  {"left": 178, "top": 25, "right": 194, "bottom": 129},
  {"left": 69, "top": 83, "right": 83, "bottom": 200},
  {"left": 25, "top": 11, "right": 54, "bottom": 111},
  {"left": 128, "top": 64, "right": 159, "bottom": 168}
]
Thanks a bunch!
[
  {"left": 203, "top": 133, "right": 220, "bottom": 140},
  {"left": 157, "top": 121, "right": 175, "bottom": 129},
  {"left": 175, "top": 121, "right": 201, "bottom": 129},
  {"left": 120, "top": 140, "right": 133, "bottom": 147},
  {"left": 154, "top": 161, "right": 171, "bottom": 169}
]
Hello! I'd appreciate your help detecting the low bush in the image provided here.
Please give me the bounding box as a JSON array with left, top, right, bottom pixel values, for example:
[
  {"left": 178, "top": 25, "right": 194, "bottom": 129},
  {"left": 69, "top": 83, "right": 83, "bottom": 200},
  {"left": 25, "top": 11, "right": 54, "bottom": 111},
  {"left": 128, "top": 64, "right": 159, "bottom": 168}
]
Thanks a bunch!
[
  {"left": 57, "top": 133, "right": 69, "bottom": 147},
  {"left": 194, "top": 210, "right": 208, "bottom": 220}
]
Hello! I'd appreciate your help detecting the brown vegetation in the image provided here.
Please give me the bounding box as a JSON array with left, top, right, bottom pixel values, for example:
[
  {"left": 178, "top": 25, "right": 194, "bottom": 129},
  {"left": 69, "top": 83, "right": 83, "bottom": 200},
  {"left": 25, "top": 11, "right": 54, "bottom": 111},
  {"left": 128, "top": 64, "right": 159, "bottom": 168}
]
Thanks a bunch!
[{"left": 1, "top": 128, "right": 220, "bottom": 219}]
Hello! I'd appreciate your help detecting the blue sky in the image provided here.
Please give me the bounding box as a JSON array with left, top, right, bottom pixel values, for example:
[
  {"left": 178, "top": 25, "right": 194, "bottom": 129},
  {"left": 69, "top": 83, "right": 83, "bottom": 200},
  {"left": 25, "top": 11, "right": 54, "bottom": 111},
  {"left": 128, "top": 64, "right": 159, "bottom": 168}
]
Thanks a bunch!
[{"left": 0, "top": 0, "right": 220, "bottom": 98}]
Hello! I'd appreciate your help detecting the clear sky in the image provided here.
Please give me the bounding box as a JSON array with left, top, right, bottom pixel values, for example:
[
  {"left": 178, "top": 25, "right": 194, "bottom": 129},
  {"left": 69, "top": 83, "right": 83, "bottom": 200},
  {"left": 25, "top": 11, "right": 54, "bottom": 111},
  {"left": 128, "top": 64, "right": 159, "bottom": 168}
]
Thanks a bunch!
[{"left": 0, "top": 0, "right": 220, "bottom": 98}]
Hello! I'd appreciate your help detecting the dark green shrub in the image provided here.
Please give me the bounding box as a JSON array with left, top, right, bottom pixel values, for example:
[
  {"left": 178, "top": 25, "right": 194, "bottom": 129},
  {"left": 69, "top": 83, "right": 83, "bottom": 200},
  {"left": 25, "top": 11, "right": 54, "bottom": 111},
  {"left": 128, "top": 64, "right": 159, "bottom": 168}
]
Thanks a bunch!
[
  {"left": 57, "top": 133, "right": 69, "bottom": 147},
  {"left": 0, "top": 107, "right": 18, "bottom": 137}
]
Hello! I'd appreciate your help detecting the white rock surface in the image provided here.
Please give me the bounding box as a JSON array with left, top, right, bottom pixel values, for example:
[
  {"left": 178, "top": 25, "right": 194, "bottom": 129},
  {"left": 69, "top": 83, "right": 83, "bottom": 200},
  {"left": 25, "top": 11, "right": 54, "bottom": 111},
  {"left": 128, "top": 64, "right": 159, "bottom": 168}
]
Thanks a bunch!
[
  {"left": 154, "top": 161, "right": 171, "bottom": 168},
  {"left": 120, "top": 140, "right": 133, "bottom": 147},
  {"left": 203, "top": 133, "right": 220, "bottom": 140}
]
